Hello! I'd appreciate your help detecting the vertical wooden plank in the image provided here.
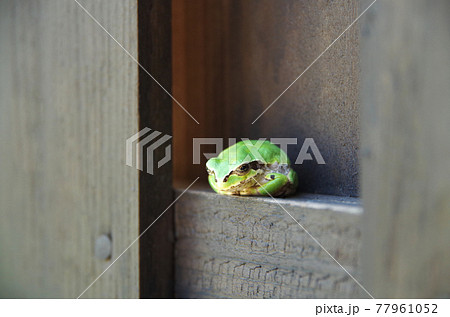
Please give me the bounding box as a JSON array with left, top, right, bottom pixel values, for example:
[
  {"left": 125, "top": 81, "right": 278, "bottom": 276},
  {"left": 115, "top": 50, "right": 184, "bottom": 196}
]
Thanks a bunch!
[
  {"left": 361, "top": 0, "right": 450, "bottom": 297},
  {"left": 172, "top": 0, "right": 361, "bottom": 196},
  {"left": 0, "top": 0, "right": 140, "bottom": 298},
  {"left": 138, "top": 0, "right": 174, "bottom": 298}
]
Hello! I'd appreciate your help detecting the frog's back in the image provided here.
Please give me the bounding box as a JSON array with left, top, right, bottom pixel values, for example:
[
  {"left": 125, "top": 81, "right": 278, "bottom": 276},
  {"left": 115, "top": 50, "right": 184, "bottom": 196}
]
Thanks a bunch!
[{"left": 221, "top": 140, "right": 290, "bottom": 165}]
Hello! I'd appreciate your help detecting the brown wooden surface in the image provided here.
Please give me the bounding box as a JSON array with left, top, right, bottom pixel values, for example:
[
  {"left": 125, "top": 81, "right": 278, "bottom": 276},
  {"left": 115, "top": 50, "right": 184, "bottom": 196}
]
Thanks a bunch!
[
  {"left": 0, "top": 0, "right": 140, "bottom": 298},
  {"left": 360, "top": 0, "right": 450, "bottom": 298},
  {"left": 138, "top": 0, "right": 174, "bottom": 298},
  {"left": 172, "top": 0, "right": 361, "bottom": 196},
  {"left": 174, "top": 185, "right": 364, "bottom": 298}
]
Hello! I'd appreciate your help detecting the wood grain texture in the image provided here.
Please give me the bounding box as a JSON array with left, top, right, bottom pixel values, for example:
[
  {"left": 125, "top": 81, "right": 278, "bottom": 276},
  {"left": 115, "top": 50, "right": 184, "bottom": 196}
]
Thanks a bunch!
[
  {"left": 0, "top": 0, "right": 140, "bottom": 298},
  {"left": 172, "top": 0, "right": 361, "bottom": 196},
  {"left": 174, "top": 186, "right": 365, "bottom": 298},
  {"left": 360, "top": 0, "right": 450, "bottom": 298}
]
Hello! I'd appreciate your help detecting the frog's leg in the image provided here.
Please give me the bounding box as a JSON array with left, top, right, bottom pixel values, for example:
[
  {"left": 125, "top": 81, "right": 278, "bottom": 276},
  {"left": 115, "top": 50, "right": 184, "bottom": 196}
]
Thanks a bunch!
[
  {"left": 244, "top": 170, "right": 298, "bottom": 196},
  {"left": 208, "top": 174, "right": 220, "bottom": 193},
  {"left": 287, "top": 169, "right": 298, "bottom": 188},
  {"left": 243, "top": 173, "right": 289, "bottom": 196}
]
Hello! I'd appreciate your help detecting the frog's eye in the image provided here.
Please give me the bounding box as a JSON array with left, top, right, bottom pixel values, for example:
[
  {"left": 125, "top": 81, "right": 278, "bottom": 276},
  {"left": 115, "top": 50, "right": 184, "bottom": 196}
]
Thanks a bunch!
[{"left": 238, "top": 164, "right": 249, "bottom": 173}]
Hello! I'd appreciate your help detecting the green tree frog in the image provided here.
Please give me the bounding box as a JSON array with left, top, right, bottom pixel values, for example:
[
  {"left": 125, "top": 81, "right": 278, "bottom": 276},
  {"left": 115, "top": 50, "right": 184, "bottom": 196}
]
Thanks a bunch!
[{"left": 206, "top": 140, "right": 298, "bottom": 197}]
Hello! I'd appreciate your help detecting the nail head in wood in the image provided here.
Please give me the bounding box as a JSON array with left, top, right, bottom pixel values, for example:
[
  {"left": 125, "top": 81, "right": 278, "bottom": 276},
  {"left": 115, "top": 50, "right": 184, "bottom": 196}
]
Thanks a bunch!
[{"left": 95, "top": 234, "right": 112, "bottom": 260}]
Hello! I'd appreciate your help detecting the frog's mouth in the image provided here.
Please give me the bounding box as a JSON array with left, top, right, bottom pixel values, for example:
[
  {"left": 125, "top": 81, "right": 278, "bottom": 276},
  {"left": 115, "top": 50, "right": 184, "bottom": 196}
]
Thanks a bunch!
[
  {"left": 230, "top": 173, "right": 264, "bottom": 190},
  {"left": 218, "top": 177, "right": 261, "bottom": 195},
  {"left": 218, "top": 162, "right": 291, "bottom": 194},
  {"left": 217, "top": 161, "right": 264, "bottom": 189},
  {"left": 219, "top": 170, "right": 269, "bottom": 193}
]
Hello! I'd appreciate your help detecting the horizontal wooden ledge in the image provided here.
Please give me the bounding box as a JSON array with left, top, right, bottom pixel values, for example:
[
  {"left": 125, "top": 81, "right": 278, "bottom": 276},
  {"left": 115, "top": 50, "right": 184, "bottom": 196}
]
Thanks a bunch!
[
  {"left": 174, "top": 183, "right": 362, "bottom": 215},
  {"left": 173, "top": 183, "right": 364, "bottom": 298}
]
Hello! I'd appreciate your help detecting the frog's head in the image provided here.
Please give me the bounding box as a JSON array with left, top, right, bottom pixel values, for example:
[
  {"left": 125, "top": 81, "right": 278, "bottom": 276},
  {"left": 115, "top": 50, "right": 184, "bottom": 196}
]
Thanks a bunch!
[
  {"left": 206, "top": 157, "right": 261, "bottom": 193},
  {"left": 205, "top": 140, "right": 286, "bottom": 194}
]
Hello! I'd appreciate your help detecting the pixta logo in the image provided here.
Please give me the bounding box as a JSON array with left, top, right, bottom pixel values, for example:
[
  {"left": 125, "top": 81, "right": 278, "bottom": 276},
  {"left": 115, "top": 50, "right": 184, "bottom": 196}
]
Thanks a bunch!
[{"left": 126, "top": 127, "right": 172, "bottom": 174}]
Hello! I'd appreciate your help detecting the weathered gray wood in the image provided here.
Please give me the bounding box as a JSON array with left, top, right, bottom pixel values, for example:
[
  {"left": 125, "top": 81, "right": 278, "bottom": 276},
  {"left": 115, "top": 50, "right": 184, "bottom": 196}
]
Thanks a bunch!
[
  {"left": 172, "top": 0, "right": 362, "bottom": 196},
  {"left": 0, "top": 0, "right": 140, "bottom": 298},
  {"left": 174, "top": 185, "right": 364, "bottom": 298},
  {"left": 360, "top": 0, "right": 450, "bottom": 298}
]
